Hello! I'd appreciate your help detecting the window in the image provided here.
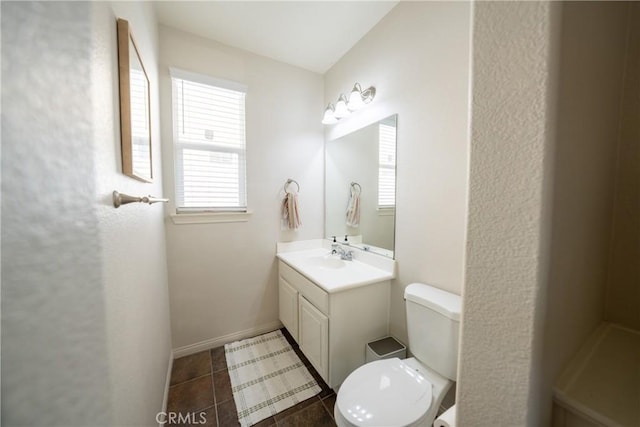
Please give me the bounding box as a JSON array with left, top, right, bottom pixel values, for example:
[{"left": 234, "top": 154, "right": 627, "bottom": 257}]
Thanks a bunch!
[
  {"left": 171, "top": 68, "right": 247, "bottom": 213},
  {"left": 378, "top": 121, "right": 396, "bottom": 208}
]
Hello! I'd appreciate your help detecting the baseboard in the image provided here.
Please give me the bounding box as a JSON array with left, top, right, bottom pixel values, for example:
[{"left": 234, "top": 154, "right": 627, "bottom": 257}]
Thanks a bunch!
[
  {"left": 172, "top": 321, "right": 283, "bottom": 358},
  {"left": 159, "top": 349, "right": 173, "bottom": 426}
]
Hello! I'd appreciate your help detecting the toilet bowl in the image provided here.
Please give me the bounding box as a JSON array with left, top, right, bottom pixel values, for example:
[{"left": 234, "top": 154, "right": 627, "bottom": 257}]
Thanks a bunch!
[
  {"left": 334, "top": 357, "right": 451, "bottom": 427},
  {"left": 334, "top": 283, "right": 461, "bottom": 427}
]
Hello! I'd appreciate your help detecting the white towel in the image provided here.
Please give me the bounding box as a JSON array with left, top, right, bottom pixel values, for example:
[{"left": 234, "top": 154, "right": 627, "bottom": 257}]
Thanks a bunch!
[
  {"left": 346, "top": 187, "right": 360, "bottom": 228},
  {"left": 282, "top": 192, "right": 301, "bottom": 230}
]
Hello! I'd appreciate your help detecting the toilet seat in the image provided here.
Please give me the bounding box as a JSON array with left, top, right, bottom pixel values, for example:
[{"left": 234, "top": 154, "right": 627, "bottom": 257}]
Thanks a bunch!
[{"left": 336, "top": 358, "right": 433, "bottom": 427}]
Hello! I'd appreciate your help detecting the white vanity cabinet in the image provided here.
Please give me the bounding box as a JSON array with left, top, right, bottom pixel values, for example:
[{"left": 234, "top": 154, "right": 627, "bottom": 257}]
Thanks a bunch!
[
  {"left": 278, "top": 260, "right": 390, "bottom": 389},
  {"left": 278, "top": 278, "right": 299, "bottom": 341},
  {"left": 298, "top": 295, "right": 329, "bottom": 380}
]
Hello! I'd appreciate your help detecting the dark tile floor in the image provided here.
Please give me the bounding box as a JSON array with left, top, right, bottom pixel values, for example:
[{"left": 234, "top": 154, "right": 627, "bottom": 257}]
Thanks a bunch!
[{"left": 166, "top": 328, "right": 337, "bottom": 427}]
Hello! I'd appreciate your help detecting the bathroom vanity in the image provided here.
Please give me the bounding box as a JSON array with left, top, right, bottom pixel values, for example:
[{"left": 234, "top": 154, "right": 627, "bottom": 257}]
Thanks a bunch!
[{"left": 276, "top": 240, "right": 396, "bottom": 388}]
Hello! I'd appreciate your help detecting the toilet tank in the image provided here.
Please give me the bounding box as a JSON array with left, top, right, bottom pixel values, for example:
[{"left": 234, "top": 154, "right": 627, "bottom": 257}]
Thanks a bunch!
[{"left": 404, "top": 283, "right": 461, "bottom": 380}]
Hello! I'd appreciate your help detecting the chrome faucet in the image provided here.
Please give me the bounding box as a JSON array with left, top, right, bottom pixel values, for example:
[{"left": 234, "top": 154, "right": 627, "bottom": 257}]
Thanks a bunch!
[{"left": 334, "top": 246, "right": 354, "bottom": 261}]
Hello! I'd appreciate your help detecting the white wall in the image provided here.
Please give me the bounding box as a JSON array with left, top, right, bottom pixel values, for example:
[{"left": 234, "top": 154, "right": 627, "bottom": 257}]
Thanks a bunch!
[
  {"left": 458, "top": 2, "right": 561, "bottom": 425},
  {"left": 2, "top": 2, "right": 172, "bottom": 425},
  {"left": 325, "top": 1, "right": 472, "bottom": 343},
  {"left": 94, "top": 2, "right": 173, "bottom": 424},
  {"left": 158, "top": 26, "right": 324, "bottom": 351},
  {"left": 542, "top": 2, "right": 631, "bottom": 425},
  {"left": 2, "top": 3, "right": 112, "bottom": 423}
]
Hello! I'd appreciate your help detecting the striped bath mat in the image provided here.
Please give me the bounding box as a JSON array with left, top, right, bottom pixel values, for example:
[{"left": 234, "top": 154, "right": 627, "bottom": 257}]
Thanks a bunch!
[{"left": 225, "top": 330, "right": 321, "bottom": 427}]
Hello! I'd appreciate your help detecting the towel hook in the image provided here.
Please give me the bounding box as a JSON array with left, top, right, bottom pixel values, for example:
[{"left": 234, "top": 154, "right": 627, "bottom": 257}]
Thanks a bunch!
[
  {"left": 284, "top": 179, "right": 300, "bottom": 194},
  {"left": 351, "top": 182, "right": 361, "bottom": 194},
  {"left": 113, "top": 190, "right": 169, "bottom": 208}
]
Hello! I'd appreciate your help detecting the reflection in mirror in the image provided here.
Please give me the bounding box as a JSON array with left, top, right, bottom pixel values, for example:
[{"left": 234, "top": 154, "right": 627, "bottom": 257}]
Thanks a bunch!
[
  {"left": 129, "top": 39, "right": 151, "bottom": 179},
  {"left": 325, "top": 115, "right": 397, "bottom": 258}
]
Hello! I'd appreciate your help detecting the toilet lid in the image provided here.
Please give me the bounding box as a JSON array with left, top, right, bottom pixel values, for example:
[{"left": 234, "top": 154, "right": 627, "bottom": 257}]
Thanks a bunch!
[{"left": 337, "top": 358, "right": 433, "bottom": 427}]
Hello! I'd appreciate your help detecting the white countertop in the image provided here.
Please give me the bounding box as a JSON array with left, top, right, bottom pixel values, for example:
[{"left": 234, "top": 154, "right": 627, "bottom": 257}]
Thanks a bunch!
[{"left": 276, "top": 240, "right": 396, "bottom": 293}]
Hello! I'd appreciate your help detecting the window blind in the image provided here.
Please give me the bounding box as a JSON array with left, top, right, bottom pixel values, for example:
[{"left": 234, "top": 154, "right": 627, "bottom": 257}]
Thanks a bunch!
[
  {"left": 378, "top": 122, "right": 396, "bottom": 208},
  {"left": 171, "top": 70, "right": 247, "bottom": 212}
]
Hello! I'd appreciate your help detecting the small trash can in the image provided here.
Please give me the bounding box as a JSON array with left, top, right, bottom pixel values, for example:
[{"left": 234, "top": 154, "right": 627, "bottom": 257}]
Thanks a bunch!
[{"left": 366, "top": 336, "right": 406, "bottom": 363}]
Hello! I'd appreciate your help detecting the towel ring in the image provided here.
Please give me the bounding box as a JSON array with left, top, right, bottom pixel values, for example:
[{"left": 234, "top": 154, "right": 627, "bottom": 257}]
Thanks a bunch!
[
  {"left": 351, "top": 182, "right": 361, "bottom": 194},
  {"left": 284, "top": 179, "right": 300, "bottom": 193}
]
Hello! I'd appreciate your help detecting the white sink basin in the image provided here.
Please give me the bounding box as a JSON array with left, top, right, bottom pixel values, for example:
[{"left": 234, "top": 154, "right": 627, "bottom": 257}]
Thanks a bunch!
[
  {"left": 276, "top": 247, "right": 395, "bottom": 292},
  {"left": 305, "top": 255, "right": 346, "bottom": 270}
]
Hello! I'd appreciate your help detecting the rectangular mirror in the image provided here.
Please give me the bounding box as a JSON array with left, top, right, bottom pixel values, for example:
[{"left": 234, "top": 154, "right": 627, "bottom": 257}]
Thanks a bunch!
[
  {"left": 117, "top": 18, "right": 152, "bottom": 182},
  {"left": 325, "top": 115, "right": 397, "bottom": 258}
]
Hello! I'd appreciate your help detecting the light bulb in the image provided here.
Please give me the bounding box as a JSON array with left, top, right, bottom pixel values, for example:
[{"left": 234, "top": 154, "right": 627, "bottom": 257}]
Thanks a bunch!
[
  {"left": 334, "top": 94, "right": 351, "bottom": 119},
  {"left": 322, "top": 104, "right": 338, "bottom": 124},
  {"left": 348, "top": 83, "right": 364, "bottom": 111}
]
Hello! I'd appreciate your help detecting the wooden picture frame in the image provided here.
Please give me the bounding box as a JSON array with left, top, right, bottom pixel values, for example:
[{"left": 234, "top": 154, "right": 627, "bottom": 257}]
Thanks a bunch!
[{"left": 117, "top": 18, "right": 152, "bottom": 182}]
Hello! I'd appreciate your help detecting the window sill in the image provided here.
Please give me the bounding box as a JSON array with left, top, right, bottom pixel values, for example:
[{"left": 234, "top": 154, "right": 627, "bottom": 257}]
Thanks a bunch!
[
  {"left": 377, "top": 208, "right": 395, "bottom": 216},
  {"left": 169, "top": 211, "right": 253, "bottom": 225}
]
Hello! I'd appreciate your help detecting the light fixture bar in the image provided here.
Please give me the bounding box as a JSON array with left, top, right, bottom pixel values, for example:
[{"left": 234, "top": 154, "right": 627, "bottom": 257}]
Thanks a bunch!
[{"left": 322, "top": 82, "right": 376, "bottom": 125}]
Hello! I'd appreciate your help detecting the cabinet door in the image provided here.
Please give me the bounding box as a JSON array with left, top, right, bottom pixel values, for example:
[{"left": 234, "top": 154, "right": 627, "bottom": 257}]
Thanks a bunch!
[
  {"left": 279, "top": 278, "right": 299, "bottom": 343},
  {"left": 299, "top": 295, "right": 329, "bottom": 382}
]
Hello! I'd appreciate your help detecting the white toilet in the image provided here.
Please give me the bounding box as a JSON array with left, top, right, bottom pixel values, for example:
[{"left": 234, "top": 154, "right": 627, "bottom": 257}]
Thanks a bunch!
[{"left": 335, "top": 283, "right": 461, "bottom": 427}]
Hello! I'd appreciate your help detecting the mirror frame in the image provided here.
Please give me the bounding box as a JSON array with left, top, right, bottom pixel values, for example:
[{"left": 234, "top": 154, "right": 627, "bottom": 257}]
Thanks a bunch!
[{"left": 117, "top": 18, "right": 153, "bottom": 183}]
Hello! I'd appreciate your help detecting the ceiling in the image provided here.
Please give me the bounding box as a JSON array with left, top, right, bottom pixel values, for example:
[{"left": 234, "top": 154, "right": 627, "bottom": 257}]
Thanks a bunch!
[{"left": 154, "top": 1, "right": 398, "bottom": 74}]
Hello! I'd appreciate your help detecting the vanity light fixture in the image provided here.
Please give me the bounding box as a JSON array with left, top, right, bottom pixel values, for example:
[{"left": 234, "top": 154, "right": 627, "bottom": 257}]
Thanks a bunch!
[
  {"left": 322, "top": 103, "right": 338, "bottom": 125},
  {"left": 322, "top": 82, "right": 376, "bottom": 125}
]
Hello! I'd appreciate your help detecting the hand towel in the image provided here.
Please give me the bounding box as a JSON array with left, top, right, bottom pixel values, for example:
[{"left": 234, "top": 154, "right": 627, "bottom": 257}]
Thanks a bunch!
[
  {"left": 282, "top": 192, "right": 301, "bottom": 230},
  {"left": 346, "top": 187, "right": 360, "bottom": 228}
]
